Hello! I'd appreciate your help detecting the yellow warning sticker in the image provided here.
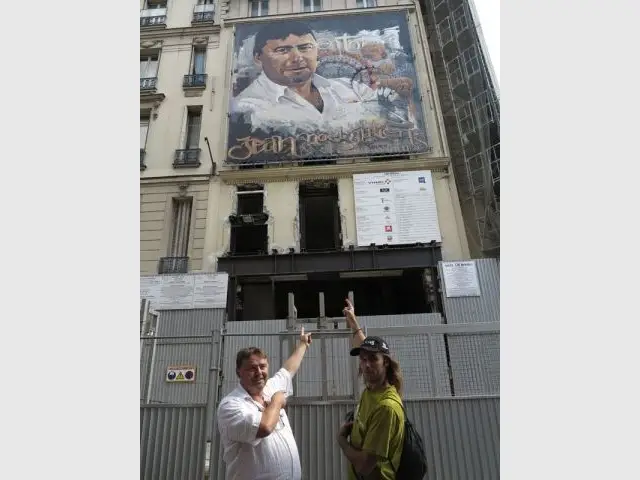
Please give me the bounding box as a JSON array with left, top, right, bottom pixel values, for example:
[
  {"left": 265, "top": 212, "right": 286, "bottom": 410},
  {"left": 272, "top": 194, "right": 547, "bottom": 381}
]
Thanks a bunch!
[{"left": 176, "top": 372, "right": 185, "bottom": 380}]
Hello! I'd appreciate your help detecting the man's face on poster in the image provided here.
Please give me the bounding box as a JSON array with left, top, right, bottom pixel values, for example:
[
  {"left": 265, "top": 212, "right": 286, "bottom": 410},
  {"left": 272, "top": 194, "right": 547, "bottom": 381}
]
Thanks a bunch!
[{"left": 255, "top": 34, "right": 319, "bottom": 87}]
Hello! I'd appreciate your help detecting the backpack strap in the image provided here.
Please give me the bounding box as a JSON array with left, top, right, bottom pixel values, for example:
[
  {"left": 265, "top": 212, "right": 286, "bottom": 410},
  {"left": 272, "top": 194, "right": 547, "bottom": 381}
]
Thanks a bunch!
[{"left": 378, "top": 397, "right": 406, "bottom": 474}]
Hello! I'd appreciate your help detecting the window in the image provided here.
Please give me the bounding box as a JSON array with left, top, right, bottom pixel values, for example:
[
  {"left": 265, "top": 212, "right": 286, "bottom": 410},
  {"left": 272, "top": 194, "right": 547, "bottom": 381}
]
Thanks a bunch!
[
  {"left": 185, "top": 108, "right": 202, "bottom": 149},
  {"left": 140, "top": 116, "right": 150, "bottom": 150},
  {"left": 140, "top": 56, "right": 158, "bottom": 79},
  {"left": 161, "top": 197, "right": 193, "bottom": 273},
  {"left": 299, "top": 181, "right": 341, "bottom": 252},
  {"left": 356, "top": 0, "right": 377, "bottom": 7},
  {"left": 230, "top": 185, "right": 268, "bottom": 256},
  {"left": 446, "top": 57, "right": 464, "bottom": 89},
  {"left": 250, "top": 0, "right": 269, "bottom": 17},
  {"left": 452, "top": 5, "right": 470, "bottom": 35},
  {"left": 191, "top": 47, "right": 206, "bottom": 75},
  {"left": 302, "top": 0, "right": 321, "bottom": 13},
  {"left": 473, "top": 90, "right": 495, "bottom": 127},
  {"left": 437, "top": 18, "right": 453, "bottom": 47},
  {"left": 141, "top": 0, "right": 167, "bottom": 25},
  {"left": 144, "top": 0, "right": 167, "bottom": 8},
  {"left": 467, "top": 153, "right": 485, "bottom": 192},
  {"left": 456, "top": 101, "right": 475, "bottom": 136},
  {"left": 462, "top": 46, "right": 481, "bottom": 77},
  {"left": 194, "top": 0, "right": 214, "bottom": 22}
]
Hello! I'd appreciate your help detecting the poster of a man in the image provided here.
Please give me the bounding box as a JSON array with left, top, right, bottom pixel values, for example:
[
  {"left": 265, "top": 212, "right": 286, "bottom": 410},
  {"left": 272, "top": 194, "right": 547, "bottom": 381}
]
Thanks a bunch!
[{"left": 226, "top": 11, "right": 431, "bottom": 164}]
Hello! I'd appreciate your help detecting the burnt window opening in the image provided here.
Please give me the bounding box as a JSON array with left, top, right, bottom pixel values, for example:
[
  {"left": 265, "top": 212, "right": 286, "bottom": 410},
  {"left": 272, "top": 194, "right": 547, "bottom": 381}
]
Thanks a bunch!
[
  {"left": 270, "top": 269, "right": 430, "bottom": 319},
  {"left": 235, "top": 279, "right": 274, "bottom": 322},
  {"left": 299, "top": 181, "right": 341, "bottom": 252},
  {"left": 230, "top": 185, "right": 268, "bottom": 256}
]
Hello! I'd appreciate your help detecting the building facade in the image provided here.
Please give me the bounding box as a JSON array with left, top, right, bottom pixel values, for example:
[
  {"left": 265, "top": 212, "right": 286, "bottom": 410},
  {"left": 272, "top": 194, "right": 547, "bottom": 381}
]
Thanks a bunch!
[
  {"left": 420, "top": 0, "right": 500, "bottom": 257},
  {"left": 140, "top": 0, "right": 485, "bottom": 320}
]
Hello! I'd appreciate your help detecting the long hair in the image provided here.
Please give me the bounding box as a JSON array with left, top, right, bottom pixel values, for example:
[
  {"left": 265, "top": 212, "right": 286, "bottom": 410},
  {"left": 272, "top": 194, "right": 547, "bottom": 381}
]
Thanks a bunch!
[
  {"left": 386, "top": 356, "right": 403, "bottom": 397},
  {"left": 358, "top": 354, "right": 404, "bottom": 397}
]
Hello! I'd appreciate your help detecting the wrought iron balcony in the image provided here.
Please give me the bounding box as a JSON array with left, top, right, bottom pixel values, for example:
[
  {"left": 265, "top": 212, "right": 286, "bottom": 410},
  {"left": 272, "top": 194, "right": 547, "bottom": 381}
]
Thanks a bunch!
[
  {"left": 173, "top": 148, "right": 201, "bottom": 168},
  {"left": 140, "top": 149, "right": 146, "bottom": 169},
  {"left": 183, "top": 74, "right": 207, "bottom": 88},
  {"left": 140, "top": 77, "right": 157, "bottom": 91},
  {"left": 192, "top": 5, "right": 214, "bottom": 23},
  {"left": 140, "top": 15, "right": 166, "bottom": 27},
  {"left": 158, "top": 257, "right": 189, "bottom": 274}
]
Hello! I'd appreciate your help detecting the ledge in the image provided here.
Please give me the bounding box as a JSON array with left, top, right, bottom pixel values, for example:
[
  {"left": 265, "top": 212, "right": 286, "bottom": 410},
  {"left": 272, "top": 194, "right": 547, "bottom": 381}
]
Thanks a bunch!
[
  {"left": 221, "top": 5, "right": 417, "bottom": 26},
  {"left": 140, "top": 174, "right": 211, "bottom": 185},
  {"left": 218, "top": 156, "right": 450, "bottom": 184},
  {"left": 140, "top": 92, "right": 165, "bottom": 103},
  {"left": 140, "top": 23, "right": 221, "bottom": 40},
  {"left": 218, "top": 245, "right": 442, "bottom": 277}
]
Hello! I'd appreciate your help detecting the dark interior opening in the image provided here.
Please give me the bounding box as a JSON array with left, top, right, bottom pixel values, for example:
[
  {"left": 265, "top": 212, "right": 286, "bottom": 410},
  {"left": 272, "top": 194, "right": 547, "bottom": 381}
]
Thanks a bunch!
[
  {"left": 234, "top": 270, "right": 429, "bottom": 321},
  {"left": 231, "top": 185, "right": 268, "bottom": 255},
  {"left": 231, "top": 225, "right": 268, "bottom": 255},
  {"left": 299, "top": 181, "right": 341, "bottom": 252}
]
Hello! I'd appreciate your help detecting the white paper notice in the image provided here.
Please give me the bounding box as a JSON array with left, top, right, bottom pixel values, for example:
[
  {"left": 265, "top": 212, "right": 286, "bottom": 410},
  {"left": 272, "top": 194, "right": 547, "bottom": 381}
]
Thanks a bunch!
[
  {"left": 353, "top": 170, "right": 442, "bottom": 247},
  {"left": 193, "top": 274, "right": 229, "bottom": 309},
  {"left": 140, "top": 273, "right": 229, "bottom": 310},
  {"left": 441, "top": 261, "right": 481, "bottom": 297}
]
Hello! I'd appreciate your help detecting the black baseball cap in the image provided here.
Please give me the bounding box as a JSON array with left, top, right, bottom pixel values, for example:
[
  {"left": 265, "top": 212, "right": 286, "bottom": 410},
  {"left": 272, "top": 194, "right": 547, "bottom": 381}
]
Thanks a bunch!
[{"left": 350, "top": 336, "right": 390, "bottom": 356}]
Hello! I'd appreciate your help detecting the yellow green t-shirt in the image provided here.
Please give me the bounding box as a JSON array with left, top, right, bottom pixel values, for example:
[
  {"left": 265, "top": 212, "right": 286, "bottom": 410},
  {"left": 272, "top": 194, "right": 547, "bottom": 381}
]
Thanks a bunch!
[{"left": 347, "top": 385, "right": 405, "bottom": 480}]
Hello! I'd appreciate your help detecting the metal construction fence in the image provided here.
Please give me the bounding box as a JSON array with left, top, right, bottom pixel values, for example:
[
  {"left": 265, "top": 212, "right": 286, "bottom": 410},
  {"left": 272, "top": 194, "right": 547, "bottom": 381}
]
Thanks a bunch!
[
  {"left": 140, "top": 258, "right": 500, "bottom": 479},
  {"left": 141, "top": 319, "right": 499, "bottom": 480}
]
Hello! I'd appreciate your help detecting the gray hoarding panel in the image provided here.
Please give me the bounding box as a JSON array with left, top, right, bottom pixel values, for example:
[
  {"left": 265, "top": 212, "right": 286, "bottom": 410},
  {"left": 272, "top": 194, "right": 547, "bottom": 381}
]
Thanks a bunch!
[
  {"left": 448, "top": 333, "right": 500, "bottom": 395},
  {"left": 156, "top": 309, "right": 226, "bottom": 336},
  {"left": 226, "top": 11, "right": 431, "bottom": 165},
  {"left": 283, "top": 398, "right": 499, "bottom": 480},
  {"left": 366, "top": 329, "right": 452, "bottom": 398},
  {"left": 440, "top": 258, "right": 500, "bottom": 324},
  {"left": 140, "top": 405, "right": 207, "bottom": 480},
  {"left": 146, "top": 339, "right": 213, "bottom": 404}
]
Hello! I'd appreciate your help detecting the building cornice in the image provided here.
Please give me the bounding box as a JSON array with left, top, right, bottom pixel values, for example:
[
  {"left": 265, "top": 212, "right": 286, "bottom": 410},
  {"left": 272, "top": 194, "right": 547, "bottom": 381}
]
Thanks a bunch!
[
  {"left": 222, "top": 5, "right": 416, "bottom": 26},
  {"left": 140, "top": 174, "right": 211, "bottom": 186},
  {"left": 218, "top": 157, "right": 449, "bottom": 184},
  {"left": 140, "top": 23, "right": 220, "bottom": 41}
]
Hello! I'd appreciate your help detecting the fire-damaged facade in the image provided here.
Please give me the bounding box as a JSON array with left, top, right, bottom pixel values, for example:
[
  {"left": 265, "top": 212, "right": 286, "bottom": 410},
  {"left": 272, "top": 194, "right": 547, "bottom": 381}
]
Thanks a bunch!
[{"left": 140, "top": 0, "right": 473, "bottom": 320}]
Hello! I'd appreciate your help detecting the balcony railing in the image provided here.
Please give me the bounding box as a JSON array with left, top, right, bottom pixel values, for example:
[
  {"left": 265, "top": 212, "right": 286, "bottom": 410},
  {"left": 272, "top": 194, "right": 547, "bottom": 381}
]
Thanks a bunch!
[
  {"left": 140, "top": 77, "right": 157, "bottom": 91},
  {"left": 192, "top": 4, "right": 214, "bottom": 23},
  {"left": 140, "top": 7, "right": 167, "bottom": 27},
  {"left": 183, "top": 74, "right": 207, "bottom": 88},
  {"left": 140, "top": 15, "right": 166, "bottom": 27},
  {"left": 173, "top": 148, "right": 201, "bottom": 168},
  {"left": 140, "top": 149, "right": 146, "bottom": 169},
  {"left": 158, "top": 257, "right": 189, "bottom": 274}
]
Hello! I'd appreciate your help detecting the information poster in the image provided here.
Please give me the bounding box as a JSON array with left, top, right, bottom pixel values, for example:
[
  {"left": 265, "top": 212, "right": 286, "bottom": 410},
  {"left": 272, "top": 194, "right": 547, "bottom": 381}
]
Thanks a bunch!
[
  {"left": 353, "top": 170, "right": 442, "bottom": 246},
  {"left": 441, "top": 261, "right": 481, "bottom": 297},
  {"left": 140, "top": 273, "right": 229, "bottom": 310}
]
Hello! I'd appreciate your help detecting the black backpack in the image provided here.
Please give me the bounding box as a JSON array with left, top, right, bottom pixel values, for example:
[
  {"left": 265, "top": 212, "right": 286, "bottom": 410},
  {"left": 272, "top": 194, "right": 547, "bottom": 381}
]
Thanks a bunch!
[
  {"left": 350, "top": 398, "right": 428, "bottom": 480},
  {"left": 387, "top": 398, "right": 428, "bottom": 480}
]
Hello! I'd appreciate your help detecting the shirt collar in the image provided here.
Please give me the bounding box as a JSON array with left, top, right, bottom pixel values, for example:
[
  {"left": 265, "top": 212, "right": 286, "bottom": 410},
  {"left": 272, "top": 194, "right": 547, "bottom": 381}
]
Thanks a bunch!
[{"left": 257, "top": 72, "right": 332, "bottom": 102}]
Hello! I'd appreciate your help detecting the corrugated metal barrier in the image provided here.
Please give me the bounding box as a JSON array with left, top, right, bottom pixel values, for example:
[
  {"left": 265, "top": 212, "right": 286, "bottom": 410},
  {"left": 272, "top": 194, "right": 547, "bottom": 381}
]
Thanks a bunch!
[{"left": 140, "top": 405, "right": 208, "bottom": 480}]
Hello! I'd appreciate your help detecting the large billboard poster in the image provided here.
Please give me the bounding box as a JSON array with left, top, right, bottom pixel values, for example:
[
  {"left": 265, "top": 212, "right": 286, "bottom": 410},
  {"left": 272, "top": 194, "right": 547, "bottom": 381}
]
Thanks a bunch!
[{"left": 226, "top": 11, "right": 431, "bottom": 165}]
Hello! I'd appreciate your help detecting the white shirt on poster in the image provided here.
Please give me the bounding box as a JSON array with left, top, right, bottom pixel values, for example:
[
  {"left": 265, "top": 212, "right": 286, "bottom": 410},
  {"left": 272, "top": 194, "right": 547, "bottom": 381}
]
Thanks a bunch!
[
  {"left": 232, "top": 72, "right": 383, "bottom": 134},
  {"left": 217, "top": 368, "right": 302, "bottom": 480}
]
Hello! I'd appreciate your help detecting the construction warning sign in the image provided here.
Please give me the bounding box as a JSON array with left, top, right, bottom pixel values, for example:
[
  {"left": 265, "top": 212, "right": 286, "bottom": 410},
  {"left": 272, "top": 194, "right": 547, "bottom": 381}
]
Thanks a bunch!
[{"left": 166, "top": 365, "right": 196, "bottom": 383}]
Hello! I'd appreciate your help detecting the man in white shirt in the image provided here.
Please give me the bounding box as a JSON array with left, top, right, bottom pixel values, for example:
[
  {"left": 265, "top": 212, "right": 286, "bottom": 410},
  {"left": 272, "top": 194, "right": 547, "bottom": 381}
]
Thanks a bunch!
[
  {"left": 217, "top": 328, "right": 313, "bottom": 480},
  {"left": 232, "top": 21, "right": 389, "bottom": 134}
]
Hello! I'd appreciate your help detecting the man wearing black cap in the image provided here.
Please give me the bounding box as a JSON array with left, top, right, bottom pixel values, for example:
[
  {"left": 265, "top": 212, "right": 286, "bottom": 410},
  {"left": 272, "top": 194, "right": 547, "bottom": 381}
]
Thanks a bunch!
[{"left": 337, "top": 299, "right": 405, "bottom": 480}]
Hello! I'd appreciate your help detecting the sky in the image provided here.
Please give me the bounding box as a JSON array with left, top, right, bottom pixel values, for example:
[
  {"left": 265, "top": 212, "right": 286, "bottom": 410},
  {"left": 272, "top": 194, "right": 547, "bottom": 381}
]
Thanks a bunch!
[{"left": 470, "top": 0, "right": 500, "bottom": 87}]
